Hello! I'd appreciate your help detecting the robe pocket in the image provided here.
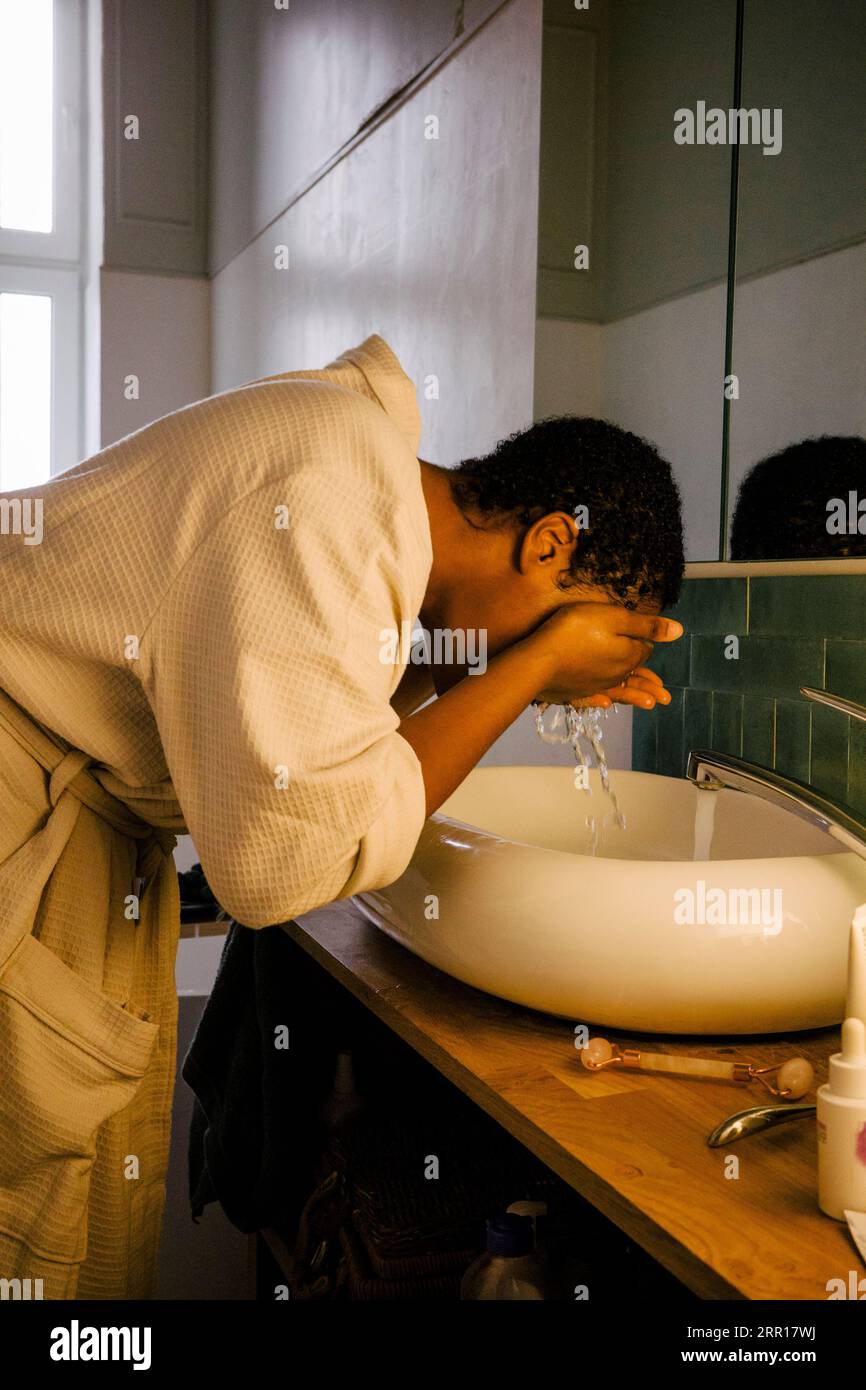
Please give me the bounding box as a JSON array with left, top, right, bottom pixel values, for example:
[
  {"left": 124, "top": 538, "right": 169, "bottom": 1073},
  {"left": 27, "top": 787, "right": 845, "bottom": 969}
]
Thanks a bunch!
[{"left": 0, "top": 932, "right": 158, "bottom": 1265}]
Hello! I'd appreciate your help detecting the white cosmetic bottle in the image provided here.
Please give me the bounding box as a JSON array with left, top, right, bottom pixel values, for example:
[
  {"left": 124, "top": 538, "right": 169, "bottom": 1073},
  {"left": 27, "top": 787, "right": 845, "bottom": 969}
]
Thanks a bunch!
[{"left": 817, "top": 910, "right": 866, "bottom": 1220}]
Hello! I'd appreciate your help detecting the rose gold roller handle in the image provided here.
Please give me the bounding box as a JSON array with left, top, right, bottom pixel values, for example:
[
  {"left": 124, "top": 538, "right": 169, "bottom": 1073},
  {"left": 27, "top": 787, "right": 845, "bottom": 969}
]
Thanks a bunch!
[{"left": 580, "top": 1036, "right": 814, "bottom": 1099}]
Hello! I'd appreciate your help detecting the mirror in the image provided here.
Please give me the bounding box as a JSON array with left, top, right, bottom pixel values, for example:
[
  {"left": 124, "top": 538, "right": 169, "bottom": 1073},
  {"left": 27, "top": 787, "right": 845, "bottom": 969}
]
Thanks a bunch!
[
  {"left": 725, "top": 0, "right": 866, "bottom": 560},
  {"left": 536, "top": 0, "right": 739, "bottom": 563},
  {"left": 537, "top": 0, "right": 865, "bottom": 566}
]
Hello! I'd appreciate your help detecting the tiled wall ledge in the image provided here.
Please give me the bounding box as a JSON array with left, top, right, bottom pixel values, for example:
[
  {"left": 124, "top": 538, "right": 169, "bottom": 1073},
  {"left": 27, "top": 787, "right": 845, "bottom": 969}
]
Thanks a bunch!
[
  {"left": 685, "top": 559, "right": 866, "bottom": 578},
  {"left": 633, "top": 574, "right": 866, "bottom": 820}
]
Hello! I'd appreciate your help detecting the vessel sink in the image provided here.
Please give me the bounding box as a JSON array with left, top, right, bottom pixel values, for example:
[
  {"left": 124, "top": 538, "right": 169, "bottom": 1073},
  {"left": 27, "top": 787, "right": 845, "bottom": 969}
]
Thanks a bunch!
[{"left": 355, "top": 766, "right": 866, "bottom": 1034}]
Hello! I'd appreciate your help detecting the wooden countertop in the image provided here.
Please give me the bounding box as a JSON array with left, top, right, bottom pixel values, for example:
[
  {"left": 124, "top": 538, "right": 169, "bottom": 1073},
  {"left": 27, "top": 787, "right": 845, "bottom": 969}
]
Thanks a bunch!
[{"left": 282, "top": 900, "right": 864, "bottom": 1301}]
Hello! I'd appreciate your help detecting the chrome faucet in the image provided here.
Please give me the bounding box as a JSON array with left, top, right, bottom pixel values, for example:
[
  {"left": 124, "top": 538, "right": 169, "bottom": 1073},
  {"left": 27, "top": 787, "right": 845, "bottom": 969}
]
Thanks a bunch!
[
  {"left": 685, "top": 687, "right": 866, "bottom": 863},
  {"left": 799, "top": 686, "right": 866, "bottom": 724}
]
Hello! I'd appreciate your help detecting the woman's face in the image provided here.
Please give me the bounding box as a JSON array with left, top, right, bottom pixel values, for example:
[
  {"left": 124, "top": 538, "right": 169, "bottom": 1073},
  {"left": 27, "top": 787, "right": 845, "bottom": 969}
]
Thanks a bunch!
[
  {"left": 428, "top": 579, "right": 658, "bottom": 697},
  {"left": 419, "top": 489, "right": 664, "bottom": 696}
]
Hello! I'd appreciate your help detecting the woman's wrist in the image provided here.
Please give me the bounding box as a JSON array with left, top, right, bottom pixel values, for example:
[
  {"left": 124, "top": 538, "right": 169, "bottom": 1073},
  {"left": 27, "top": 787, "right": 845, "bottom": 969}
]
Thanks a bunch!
[{"left": 514, "top": 625, "right": 558, "bottom": 696}]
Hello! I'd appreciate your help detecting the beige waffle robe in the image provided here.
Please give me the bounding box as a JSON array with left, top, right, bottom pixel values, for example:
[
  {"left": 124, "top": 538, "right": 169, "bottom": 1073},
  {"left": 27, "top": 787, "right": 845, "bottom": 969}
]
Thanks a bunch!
[{"left": 0, "top": 334, "right": 433, "bottom": 1298}]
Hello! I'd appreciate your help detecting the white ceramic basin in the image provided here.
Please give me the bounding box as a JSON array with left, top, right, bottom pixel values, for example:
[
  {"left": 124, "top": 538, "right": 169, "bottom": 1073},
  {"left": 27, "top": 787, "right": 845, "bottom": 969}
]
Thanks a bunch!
[{"left": 355, "top": 766, "right": 866, "bottom": 1034}]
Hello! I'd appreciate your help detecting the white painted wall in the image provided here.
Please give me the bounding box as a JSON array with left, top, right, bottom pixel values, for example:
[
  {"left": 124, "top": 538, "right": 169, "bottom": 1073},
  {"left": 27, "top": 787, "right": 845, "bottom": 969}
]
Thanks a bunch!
[
  {"left": 600, "top": 283, "right": 728, "bottom": 563},
  {"left": 533, "top": 319, "right": 602, "bottom": 420},
  {"left": 208, "top": 0, "right": 498, "bottom": 274},
  {"left": 210, "top": 0, "right": 542, "bottom": 472},
  {"left": 175, "top": 933, "right": 230, "bottom": 996},
  {"left": 727, "top": 243, "right": 866, "bottom": 528},
  {"left": 99, "top": 269, "right": 210, "bottom": 448}
]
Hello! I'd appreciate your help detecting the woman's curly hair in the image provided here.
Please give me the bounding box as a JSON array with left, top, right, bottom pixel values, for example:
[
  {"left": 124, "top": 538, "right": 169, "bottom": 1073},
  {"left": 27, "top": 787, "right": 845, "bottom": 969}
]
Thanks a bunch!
[
  {"left": 730, "top": 435, "right": 866, "bottom": 560},
  {"left": 448, "top": 416, "right": 685, "bottom": 608}
]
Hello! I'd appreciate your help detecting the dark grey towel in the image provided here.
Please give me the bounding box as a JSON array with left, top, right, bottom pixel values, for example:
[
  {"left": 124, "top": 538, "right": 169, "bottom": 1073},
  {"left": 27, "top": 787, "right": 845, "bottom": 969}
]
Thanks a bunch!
[{"left": 182, "top": 921, "right": 337, "bottom": 1234}]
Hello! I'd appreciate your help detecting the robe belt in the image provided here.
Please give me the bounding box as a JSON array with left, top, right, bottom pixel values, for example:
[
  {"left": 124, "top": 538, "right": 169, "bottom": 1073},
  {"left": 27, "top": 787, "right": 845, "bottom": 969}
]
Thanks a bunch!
[{"left": 0, "top": 687, "right": 176, "bottom": 901}]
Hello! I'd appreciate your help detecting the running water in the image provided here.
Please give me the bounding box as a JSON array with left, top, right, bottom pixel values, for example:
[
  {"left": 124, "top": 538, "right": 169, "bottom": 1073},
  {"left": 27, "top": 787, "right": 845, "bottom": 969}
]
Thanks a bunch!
[
  {"left": 533, "top": 702, "right": 626, "bottom": 853},
  {"left": 692, "top": 787, "right": 719, "bottom": 861}
]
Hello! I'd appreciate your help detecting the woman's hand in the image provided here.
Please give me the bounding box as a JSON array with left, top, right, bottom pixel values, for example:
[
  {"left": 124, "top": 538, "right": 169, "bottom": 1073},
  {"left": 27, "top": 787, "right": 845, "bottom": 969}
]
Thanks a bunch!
[
  {"left": 528, "top": 603, "right": 683, "bottom": 705},
  {"left": 398, "top": 603, "right": 683, "bottom": 816},
  {"left": 567, "top": 667, "right": 672, "bottom": 711}
]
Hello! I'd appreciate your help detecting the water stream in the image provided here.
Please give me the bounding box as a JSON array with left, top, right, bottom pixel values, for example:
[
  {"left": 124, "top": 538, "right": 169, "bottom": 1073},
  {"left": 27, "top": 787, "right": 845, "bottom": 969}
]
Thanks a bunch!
[
  {"left": 692, "top": 786, "right": 720, "bottom": 861},
  {"left": 533, "top": 702, "right": 626, "bottom": 853}
]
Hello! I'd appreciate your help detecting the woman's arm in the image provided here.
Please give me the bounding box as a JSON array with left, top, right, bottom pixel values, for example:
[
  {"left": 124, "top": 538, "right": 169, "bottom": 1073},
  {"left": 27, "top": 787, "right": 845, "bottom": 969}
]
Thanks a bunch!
[{"left": 398, "top": 635, "right": 552, "bottom": 814}]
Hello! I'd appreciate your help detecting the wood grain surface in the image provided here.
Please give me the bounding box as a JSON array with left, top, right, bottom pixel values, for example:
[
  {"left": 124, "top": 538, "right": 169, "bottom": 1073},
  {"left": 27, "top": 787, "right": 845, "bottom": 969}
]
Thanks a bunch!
[{"left": 282, "top": 899, "right": 864, "bottom": 1301}]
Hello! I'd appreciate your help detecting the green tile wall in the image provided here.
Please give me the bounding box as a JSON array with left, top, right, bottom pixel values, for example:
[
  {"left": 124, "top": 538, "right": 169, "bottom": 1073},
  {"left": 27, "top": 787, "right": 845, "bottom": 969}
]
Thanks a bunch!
[{"left": 635, "top": 575, "right": 866, "bottom": 819}]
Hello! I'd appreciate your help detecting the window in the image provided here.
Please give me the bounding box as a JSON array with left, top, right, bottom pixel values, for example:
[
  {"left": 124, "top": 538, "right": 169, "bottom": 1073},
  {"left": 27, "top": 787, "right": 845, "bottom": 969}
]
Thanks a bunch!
[{"left": 0, "top": 0, "right": 85, "bottom": 488}]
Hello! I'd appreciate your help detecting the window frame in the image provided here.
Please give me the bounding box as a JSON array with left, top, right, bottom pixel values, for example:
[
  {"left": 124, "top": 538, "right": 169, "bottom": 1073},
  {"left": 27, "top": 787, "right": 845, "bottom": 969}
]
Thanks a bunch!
[
  {"left": 0, "top": 0, "right": 86, "bottom": 483},
  {"left": 0, "top": 264, "right": 80, "bottom": 482},
  {"left": 0, "top": 0, "right": 84, "bottom": 263}
]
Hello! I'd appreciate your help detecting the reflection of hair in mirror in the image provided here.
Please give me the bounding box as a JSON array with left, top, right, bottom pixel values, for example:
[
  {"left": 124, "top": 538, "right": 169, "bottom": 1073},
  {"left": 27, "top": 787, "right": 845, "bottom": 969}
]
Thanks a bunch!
[
  {"left": 730, "top": 436, "right": 866, "bottom": 561},
  {"left": 449, "top": 416, "right": 685, "bottom": 608}
]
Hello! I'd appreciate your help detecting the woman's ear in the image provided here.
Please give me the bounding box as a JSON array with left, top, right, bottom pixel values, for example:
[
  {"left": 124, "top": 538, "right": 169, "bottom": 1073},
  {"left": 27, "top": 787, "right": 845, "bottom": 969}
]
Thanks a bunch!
[{"left": 517, "top": 511, "right": 580, "bottom": 574}]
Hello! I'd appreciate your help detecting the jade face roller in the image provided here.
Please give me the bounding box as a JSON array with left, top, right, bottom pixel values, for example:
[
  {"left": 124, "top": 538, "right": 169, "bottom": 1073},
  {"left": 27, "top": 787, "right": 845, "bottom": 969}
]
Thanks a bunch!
[{"left": 580, "top": 1036, "right": 815, "bottom": 1100}]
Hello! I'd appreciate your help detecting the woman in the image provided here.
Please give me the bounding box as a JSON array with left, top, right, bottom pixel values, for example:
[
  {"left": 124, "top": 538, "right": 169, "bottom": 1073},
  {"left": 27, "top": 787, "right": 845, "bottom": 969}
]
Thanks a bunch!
[{"left": 0, "top": 333, "right": 683, "bottom": 1298}]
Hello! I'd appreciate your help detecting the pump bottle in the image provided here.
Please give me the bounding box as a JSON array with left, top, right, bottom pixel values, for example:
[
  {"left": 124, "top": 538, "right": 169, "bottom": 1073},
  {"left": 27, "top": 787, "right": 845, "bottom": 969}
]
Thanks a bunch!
[{"left": 817, "top": 912, "right": 866, "bottom": 1219}]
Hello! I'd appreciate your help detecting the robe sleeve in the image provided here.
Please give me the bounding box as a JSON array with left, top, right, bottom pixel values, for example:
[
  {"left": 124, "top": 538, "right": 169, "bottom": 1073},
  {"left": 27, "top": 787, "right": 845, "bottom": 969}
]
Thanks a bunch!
[{"left": 139, "top": 469, "right": 428, "bottom": 927}]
